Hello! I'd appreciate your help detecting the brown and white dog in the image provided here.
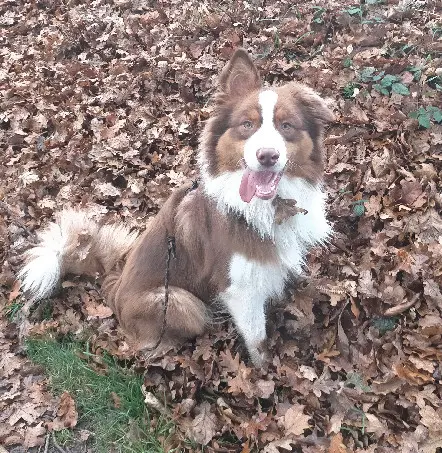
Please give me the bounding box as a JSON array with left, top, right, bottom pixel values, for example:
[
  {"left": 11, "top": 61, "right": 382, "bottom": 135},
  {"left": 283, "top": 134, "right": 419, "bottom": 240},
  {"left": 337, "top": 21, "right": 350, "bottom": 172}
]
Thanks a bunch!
[{"left": 19, "top": 49, "right": 334, "bottom": 366}]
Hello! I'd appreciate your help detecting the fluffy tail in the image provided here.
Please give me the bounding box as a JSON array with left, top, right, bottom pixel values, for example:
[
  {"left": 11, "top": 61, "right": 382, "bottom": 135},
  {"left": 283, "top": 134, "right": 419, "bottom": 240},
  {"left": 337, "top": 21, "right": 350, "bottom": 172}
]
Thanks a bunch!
[{"left": 19, "top": 209, "right": 138, "bottom": 300}]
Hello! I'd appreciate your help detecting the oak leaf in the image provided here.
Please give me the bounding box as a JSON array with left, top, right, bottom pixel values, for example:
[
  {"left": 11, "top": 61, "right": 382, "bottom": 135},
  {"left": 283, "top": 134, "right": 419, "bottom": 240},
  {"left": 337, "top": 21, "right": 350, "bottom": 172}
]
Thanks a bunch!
[
  {"left": 328, "top": 432, "right": 348, "bottom": 453},
  {"left": 49, "top": 391, "right": 78, "bottom": 431},
  {"left": 283, "top": 404, "right": 311, "bottom": 436},
  {"left": 420, "top": 405, "right": 442, "bottom": 434},
  {"left": 188, "top": 402, "right": 217, "bottom": 445},
  {"left": 23, "top": 423, "right": 46, "bottom": 449},
  {"left": 82, "top": 294, "right": 113, "bottom": 319}
]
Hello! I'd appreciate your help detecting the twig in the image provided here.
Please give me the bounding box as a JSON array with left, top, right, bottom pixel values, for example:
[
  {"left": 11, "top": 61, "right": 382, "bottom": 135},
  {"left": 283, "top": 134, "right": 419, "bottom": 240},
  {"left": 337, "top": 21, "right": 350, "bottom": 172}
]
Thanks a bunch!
[
  {"left": 44, "top": 432, "right": 50, "bottom": 453},
  {"left": 52, "top": 432, "right": 68, "bottom": 453},
  {"left": 384, "top": 293, "right": 420, "bottom": 317}
]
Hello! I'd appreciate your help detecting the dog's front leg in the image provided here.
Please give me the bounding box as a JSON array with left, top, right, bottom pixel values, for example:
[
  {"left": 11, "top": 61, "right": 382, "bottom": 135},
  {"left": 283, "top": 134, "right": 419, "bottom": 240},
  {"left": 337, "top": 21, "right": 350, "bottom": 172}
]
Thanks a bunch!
[{"left": 222, "top": 289, "right": 269, "bottom": 367}]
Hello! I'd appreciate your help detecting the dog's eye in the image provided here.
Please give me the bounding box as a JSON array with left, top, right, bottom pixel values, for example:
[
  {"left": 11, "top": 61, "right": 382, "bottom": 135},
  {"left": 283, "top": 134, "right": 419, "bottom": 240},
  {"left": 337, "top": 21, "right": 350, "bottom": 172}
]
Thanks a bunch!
[
  {"left": 281, "top": 122, "right": 293, "bottom": 131},
  {"left": 242, "top": 120, "right": 254, "bottom": 130}
]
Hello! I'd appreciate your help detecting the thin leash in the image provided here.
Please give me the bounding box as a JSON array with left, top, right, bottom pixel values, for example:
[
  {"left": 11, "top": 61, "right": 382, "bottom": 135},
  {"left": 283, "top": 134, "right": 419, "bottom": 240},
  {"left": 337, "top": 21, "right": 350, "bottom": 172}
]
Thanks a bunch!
[
  {"left": 144, "top": 179, "right": 198, "bottom": 352},
  {"left": 144, "top": 235, "right": 176, "bottom": 351}
]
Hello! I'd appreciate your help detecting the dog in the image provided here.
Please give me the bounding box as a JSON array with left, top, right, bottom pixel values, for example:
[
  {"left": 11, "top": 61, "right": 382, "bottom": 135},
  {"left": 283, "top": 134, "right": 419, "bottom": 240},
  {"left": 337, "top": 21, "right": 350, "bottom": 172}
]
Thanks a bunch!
[{"left": 19, "top": 49, "right": 334, "bottom": 366}]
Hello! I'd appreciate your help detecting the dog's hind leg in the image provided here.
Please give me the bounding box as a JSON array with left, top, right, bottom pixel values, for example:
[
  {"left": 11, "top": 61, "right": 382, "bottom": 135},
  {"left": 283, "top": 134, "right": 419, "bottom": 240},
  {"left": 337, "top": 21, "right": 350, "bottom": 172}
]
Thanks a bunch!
[{"left": 114, "top": 287, "right": 209, "bottom": 350}]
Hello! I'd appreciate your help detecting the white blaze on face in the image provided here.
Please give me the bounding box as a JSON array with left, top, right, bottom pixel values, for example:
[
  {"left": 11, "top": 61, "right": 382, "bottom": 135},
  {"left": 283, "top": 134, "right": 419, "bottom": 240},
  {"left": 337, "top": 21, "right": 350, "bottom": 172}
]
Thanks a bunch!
[{"left": 243, "top": 90, "right": 287, "bottom": 172}]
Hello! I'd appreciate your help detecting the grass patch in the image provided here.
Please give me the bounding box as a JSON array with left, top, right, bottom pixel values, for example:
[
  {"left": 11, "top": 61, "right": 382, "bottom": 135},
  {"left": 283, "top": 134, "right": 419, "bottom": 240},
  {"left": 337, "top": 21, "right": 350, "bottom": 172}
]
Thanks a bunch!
[
  {"left": 26, "top": 337, "right": 174, "bottom": 453},
  {"left": 4, "top": 299, "right": 24, "bottom": 321},
  {"left": 54, "top": 428, "right": 75, "bottom": 446}
]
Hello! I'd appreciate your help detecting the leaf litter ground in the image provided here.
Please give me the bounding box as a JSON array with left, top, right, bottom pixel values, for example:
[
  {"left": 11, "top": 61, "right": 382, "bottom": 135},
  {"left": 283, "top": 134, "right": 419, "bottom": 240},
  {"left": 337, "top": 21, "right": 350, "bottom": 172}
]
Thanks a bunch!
[{"left": 0, "top": 0, "right": 441, "bottom": 452}]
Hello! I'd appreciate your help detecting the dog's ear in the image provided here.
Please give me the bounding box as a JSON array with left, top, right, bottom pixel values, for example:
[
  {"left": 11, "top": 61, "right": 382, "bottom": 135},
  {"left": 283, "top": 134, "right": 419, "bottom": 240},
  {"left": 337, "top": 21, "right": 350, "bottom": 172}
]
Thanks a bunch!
[
  {"left": 291, "top": 83, "right": 335, "bottom": 124},
  {"left": 218, "top": 48, "right": 261, "bottom": 98}
]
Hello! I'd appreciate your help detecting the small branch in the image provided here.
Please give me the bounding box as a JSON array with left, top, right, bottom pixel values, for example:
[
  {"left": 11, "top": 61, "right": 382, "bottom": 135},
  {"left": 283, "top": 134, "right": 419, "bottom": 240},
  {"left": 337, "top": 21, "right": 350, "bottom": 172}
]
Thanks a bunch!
[
  {"left": 44, "top": 432, "right": 50, "bottom": 453},
  {"left": 384, "top": 293, "right": 420, "bottom": 317},
  {"left": 51, "top": 432, "right": 68, "bottom": 453}
]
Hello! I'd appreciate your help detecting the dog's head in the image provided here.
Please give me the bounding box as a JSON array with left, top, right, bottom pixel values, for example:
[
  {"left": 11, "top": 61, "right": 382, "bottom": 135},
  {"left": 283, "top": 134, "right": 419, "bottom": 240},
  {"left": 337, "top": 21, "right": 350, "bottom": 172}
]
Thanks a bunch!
[{"left": 199, "top": 49, "right": 334, "bottom": 205}]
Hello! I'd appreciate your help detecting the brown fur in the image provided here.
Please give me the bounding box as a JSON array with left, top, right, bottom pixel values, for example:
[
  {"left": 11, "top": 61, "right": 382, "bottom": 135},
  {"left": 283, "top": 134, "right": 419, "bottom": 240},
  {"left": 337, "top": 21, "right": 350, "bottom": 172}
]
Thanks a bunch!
[{"left": 102, "top": 182, "right": 277, "bottom": 348}]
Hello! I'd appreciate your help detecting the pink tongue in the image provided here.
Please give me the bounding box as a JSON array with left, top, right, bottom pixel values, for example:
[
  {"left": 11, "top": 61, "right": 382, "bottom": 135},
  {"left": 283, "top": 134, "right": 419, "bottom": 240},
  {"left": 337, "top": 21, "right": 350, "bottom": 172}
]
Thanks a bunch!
[{"left": 239, "top": 169, "right": 278, "bottom": 203}]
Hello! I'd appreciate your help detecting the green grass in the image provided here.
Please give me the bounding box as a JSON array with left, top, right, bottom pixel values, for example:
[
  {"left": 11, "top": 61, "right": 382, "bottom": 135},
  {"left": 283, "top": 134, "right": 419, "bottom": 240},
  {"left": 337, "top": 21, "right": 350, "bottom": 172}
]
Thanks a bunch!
[
  {"left": 54, "top": 428, "right": 75, "bottom": 446},
  {"left": 4, "top": 300, "right": 24, "bottom": 321},
  {"left": 26, "top": 337, "right": 174, "bottom": 453}
]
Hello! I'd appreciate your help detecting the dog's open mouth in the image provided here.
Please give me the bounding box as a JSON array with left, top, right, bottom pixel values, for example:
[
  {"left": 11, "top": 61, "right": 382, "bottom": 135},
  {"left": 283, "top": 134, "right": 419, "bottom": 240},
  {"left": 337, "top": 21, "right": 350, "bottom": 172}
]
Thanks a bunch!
[{"left": 239, "top": 169, "right": 283, "bottom": 203}]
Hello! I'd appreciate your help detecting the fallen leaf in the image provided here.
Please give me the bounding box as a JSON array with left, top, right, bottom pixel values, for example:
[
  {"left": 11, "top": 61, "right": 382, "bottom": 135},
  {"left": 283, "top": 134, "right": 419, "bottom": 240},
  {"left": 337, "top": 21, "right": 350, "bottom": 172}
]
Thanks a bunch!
[
  {"left": 395, "top": 362, "right": 433, "bottom": 385},
  {"left": 273, "top": 196, "right": 308, "bottom": 224},
  {"left": 111, "top": 391, "right": 121, "bottom": 408},
  {"left": 49, "top": 391, "right": 78, "bottom": 430},
  {"left": 23, "top": 423, "right": 46, "bottom": 449},
  {"left": 189, "top": 402, "right": 217, "bottom": 445},
  {"left": 283, "top": 404, "right": 311, "bottom": 436},
  {"left": 8, "top": 280, "right": 21, "bottom": 302},
  {"left": 328, "top": 432, "right": 348, "bottom": 453},
  {"left": 420, "top": 405, "right": 442, "bottom": 434},
  {"left": 82, "top": 295, "right": 113, "bottom": 319}
]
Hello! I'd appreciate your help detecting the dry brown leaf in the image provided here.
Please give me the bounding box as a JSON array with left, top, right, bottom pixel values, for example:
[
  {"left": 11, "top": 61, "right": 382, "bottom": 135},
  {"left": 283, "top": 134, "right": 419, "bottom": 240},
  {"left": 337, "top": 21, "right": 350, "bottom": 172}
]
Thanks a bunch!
[
  {"left": 419, "top": 436, "right": 442, "bottom": 453},
  {"left": 111, "top": 391, "right": 121, "bottom": 409},
  {"left": 283, "top": 404, "right": 310, "bottom": 436},
  {"left": 82, "top": 294, "right": 113, "bottom": 319},
  {"left": 8, "top": 280, "right": 21, "bottom": 302},
  {"left": 394, "top": 362, "right": 433, "bottom": 385},
  {"left": 23, "top": 423, "right": 46, "bottom": 449},
  {"left": 49, "top": 391, "right": 78, "bottom": 431},
  {"left": 383, "top": 294, "right": 419, "bottom": 317},
  {"left": 420, "top": 405, "right": 442, "bottom": 434},
  {"left": 365, "top": 413, "right": 388, "bottom": 437},
  {"left": 328, "top": 432, "right": 348, "bottom": 453},
  {"left": 240, "top": 440, "right": 251, "bottom": 453},
  {"left": 189, "top": 402, "right": 218, "bottom": 446},
  {"left": 263, "top": 438, "right": 295, "bottom": 453},
  {"left": 255, "top": 379, "right": 275, "bottom": 399},
  {"left": 273, "top": 196, "right": 308, "bottom": 224}
]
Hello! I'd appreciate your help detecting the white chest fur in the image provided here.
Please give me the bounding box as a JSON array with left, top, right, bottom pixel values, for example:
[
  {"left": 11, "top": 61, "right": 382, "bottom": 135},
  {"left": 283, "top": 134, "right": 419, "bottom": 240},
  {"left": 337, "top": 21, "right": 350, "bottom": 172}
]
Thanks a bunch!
[
  {"left": 219, "top": 176, "right": 331, "bottom": 364},
  {"left": 226, "top": 175, "right": 331, "bottom": 300}
]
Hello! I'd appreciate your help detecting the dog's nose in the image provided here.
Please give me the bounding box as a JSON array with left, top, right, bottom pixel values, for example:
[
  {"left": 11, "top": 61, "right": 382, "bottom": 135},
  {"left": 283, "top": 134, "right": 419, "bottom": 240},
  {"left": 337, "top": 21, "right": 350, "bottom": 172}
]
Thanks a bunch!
[{"left": 256, "top": 148, "right": 279, "bottom": 167}]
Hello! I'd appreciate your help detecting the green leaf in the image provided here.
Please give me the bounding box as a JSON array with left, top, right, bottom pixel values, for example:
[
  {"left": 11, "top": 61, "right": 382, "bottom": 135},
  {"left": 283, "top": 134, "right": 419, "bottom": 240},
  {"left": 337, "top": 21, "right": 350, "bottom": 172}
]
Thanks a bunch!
[
  {"left": 343, "top": 57, "right": 352, "bottom": 68},
  {"left": 360, "top": 67, "right": 376, "bottom": 82},
  {"left": 413, "top": 70, "right": 422, "bottom": 81},
  {"left": 373, "top": 84, "right": 389, "bottom": 95},
  {"left": 353, "top": 203, "right": 365, "bottom": 217},
  {"left": 347, "top": 6, "right": 362, "bottom": 15},
  {"left": 372, "top": 71, "right": 385, "bottom": 81},
  {"left": 432, "top": 109, "right": 442, "bottom": 123},
  {"left": 409, "top": 111, "right": 419, "bottom": 119},
  {"left": 381, "top": 74, "right": 397, "bottom": 87},
  {"left": 418, "top": 114, "right": 431, "bottom": 129},
  {"left": 391, "top": 83, "right": 410, "bottom": 95}
]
